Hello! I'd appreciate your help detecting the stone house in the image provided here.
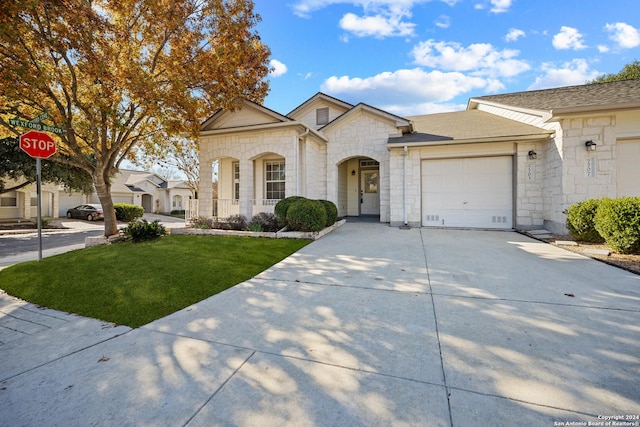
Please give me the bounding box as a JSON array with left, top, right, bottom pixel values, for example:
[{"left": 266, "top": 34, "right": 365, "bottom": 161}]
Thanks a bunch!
[
  {"left": 1, "top": 169, "right": 191, "bottom": 220},
  {"left": 198, "top": 79, "right": 640, "bottom": 233}
]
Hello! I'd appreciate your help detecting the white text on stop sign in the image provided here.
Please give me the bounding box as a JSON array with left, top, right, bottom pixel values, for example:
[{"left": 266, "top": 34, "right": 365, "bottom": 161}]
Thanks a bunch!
[{"left": 21, "top": 137, "right": 56, "bottom": 152}]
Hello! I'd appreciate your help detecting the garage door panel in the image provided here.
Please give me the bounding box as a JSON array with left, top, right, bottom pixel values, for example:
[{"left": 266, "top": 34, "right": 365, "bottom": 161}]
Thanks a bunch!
[
  {"left": 618, "top": 140, "right": 640, "bottom": 196},
  {"left": 422, "top": 157, "right": 513, "bottom": 229}
]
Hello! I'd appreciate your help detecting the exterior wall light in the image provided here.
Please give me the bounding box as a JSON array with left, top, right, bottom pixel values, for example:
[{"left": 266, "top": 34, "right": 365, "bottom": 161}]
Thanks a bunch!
[
  {"left": 585, "top": 140, "right": 597, "bottom": 151},
  {"left": 528, "top": 150, "right": 537, "bottom": 160},
  {"left": 351, "top": 169, "right": 356, "bottom": 176}
]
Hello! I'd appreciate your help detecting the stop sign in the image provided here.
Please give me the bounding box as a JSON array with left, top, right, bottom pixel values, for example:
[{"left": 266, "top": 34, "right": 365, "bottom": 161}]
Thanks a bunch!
[{"left": 19, "top": 130, "right": 57, "bottom": 159}]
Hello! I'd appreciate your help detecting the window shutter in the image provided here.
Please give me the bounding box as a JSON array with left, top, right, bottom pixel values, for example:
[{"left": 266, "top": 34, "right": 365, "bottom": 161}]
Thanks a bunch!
[{"left": 316, "top": 107, "right": 329, "bottom": 125}]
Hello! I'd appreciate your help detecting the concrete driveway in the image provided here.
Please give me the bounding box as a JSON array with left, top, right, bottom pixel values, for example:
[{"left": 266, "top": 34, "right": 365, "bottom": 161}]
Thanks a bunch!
[{"left": 0, "top": 223, "right": 638, "bottom": 426}]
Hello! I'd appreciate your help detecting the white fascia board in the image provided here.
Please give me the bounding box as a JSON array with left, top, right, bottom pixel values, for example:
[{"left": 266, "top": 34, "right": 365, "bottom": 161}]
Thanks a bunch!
[{"left": 199, "top": 121, "right": 328, "bottom": 142}]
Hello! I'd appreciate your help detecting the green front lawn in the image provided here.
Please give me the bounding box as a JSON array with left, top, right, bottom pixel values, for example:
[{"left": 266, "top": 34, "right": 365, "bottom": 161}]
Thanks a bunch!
[{"left": 0, "top": 235, "right": 310, "bottom": 327}]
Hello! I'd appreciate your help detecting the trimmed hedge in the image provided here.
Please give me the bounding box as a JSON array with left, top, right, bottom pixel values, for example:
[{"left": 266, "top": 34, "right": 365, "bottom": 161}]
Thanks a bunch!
[
  {"left": 565, "top": 198, "right": 604, "bottom": 243},
  {"left": 286, "top": 199, "right": 327, "bottom": 232},
  {"left": 594, "top": 197, "right": 640, "bottom": 254},
  {"left": 318, "top": 199, "right": 338, "bottom": 226},
  {"left": 274, "top": 196, "right": 306, "bottom": 228},
  {"left": 114, "top": 203, "right": 144, "bottom": 222}
]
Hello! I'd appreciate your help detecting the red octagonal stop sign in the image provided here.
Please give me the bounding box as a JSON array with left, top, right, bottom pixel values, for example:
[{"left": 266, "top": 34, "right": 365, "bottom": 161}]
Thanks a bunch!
[{"left": 19, "top": 130, "right": 57, "bottom": 159}]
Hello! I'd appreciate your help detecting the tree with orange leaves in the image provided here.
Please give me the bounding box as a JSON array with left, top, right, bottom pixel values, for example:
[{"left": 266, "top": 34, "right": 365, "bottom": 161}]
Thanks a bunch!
[{"left": 0, "top": 0, "right": 270, "bottom": 236}]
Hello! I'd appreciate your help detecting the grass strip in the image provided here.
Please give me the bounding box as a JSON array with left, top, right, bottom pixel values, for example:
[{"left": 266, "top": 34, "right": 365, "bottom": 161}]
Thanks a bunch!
[{"left": 0, "top": 235, "right": 310, "bottom": 327}]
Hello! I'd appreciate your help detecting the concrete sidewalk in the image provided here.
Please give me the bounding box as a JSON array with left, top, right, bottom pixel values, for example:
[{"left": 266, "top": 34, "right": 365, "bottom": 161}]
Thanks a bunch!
[{"left": 0, "top": 224, "right": 639, "bottom": 426}]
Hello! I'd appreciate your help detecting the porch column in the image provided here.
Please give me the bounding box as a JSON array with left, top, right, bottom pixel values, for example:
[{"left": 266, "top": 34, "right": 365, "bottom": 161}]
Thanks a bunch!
[
  {"left": 199, "top": 161, "right": 213, "bottom": 217},
  {"left": 19, "top": 190, "right": 30, "bottom": 219},
  {"left": 51, "top": 190, "right": 59, "bottom": 218},
  {"left": 239, "top": 158, "right": 254, "bottom": 218}
]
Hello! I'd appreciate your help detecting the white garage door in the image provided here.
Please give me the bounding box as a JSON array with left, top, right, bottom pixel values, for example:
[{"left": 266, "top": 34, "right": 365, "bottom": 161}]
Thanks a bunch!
[
  {"left": 58, "top": 193, "right": 86, "bottom": 217},
  {"left": 422, "top": 156, "right": 513, "bottom": 229},
  {"left": 618, "top": 140, "right": 640, "bottom": 196}
]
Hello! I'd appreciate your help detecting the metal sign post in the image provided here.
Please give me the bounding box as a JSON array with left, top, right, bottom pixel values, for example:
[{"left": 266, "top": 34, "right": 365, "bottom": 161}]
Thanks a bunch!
[{"left": 36, "top": 157, "right": 43, "bottom": 262}]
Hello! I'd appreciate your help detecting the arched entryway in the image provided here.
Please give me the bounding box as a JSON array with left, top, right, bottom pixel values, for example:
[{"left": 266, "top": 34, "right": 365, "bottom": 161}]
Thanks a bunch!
[
  {"left": 141, "top": 194, "right": 153, "bottom": 213},
  {"left": 336, "top": 157, "right": 380, "bottom": 218}
]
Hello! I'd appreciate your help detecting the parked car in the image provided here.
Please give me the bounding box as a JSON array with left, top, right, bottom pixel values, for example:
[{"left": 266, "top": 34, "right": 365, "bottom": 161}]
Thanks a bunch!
[{"left": 66, "top": 204, "right": 104, "bottom": 221}]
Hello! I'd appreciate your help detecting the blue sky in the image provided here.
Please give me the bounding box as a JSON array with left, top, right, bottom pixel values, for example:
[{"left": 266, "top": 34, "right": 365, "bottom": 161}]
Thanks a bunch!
[{"left": 253, "top": 0, "right": 640, "bottom": 116}]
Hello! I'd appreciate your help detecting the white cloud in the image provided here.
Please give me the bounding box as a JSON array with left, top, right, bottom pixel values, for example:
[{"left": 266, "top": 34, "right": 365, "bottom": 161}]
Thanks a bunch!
[
  {"left": 321, "top": 68, "right": 492, "bottom": 113},
  {"left": 552, "top": 26, "right": 587, "bottom": 50},
  {"left": 339, "top": 12, "right": 415, "bottom": 38},
  {"left": 505, "top": 28, "right": 525, "bottom": 42},
  {"left": 291, "top": 0, "right": 460, "bottom": 17},
  {"left": 411, "top": 40, "right": 530, "bottom": 78},
  {"left": 597, "top": 45, "right": 610, "bottom": 53},
  {"left": 291, "top": 0, "right": 460, "bottom": 38},
  {"left": 528, "top": 59, "right": 600, "bottom": 90},
  {"left": 490, "top": 0, "right": 512, "bottom": 13},
  {"left": 605, "top": 22, "right": 640, "bottom": 49},
  {"left": 269, "top": 59, "right": 288, "bottom": 77},
  {"left": 435, "top": 15, "right": 451, "bottom": 29}
]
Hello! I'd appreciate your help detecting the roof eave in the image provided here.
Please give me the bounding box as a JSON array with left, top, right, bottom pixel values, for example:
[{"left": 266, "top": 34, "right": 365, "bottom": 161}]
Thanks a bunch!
[
  {"left": 468, "top": 98, "right": 553, "bottom": 120},
  {"left": 199, "top": 121, "right": 328, "bottom": 142},
  {"left": 548, "top": 102, "right": 640, "bottom": 121},
  {"left": 387, "top": 132, "right": 554, "bottom": 149}
]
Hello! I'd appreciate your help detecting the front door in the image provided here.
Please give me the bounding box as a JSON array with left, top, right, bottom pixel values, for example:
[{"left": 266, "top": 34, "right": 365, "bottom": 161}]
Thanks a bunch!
[{"left": 360, "top": 169, "right": 380, "bottom": 215}]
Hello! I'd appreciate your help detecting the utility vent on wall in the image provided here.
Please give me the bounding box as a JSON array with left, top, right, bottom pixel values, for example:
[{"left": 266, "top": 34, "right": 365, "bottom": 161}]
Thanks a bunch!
[
  {"left": 492, "top": 216, "right": 508, "bottom": 224},
  {"left": 425, "top": 215, "right": 440, "bottom": 222}
]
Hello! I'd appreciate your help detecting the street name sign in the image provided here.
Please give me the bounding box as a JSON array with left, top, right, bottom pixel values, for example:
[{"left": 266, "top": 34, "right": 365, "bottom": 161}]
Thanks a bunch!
[{"left": 9, "top": 117, "right": 65, "bottom": 134}]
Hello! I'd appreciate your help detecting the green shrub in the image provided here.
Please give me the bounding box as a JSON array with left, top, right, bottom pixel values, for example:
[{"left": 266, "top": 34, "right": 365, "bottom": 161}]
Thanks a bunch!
[
  {"left": 170, "top": 210, "right": 186, "bottom": 216},
  {"left": 274, "top": 196, "right": 306, "bottom": 228},
  {"left": 318, "top": 200, "right": 338, "bottom": 226},
  {"left": 565, "top": 198, "right": 604, "bottom": 242},
  {"left": 114, "top": 203, "right": 144, "bottom": 222},
  {"left": 286, "top": 199, "right": 327, "bottom": 232},
  {"left": 124, "top": 219, "right": 166, "bottom": 242},
  {"left": 249, "top": 212, "right": 279, "bottom": 232},
  {"left": 192, "top": 216, "right": 215, "bottom": 229},
  {"left": 594, "top": 197, "right": 640, "bottom": 254},
  {"left": 217, "top": 215, "right": 248, "bottom": 231}
]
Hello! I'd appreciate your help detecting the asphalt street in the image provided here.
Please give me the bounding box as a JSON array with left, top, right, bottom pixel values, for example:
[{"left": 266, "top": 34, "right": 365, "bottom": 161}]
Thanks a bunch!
[{"left": 0, "top": 229, "right": 104, "bottom": 258}]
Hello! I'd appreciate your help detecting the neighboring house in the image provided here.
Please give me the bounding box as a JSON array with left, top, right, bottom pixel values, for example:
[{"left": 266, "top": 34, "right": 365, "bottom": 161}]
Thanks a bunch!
[
  {"left": 0, "top": 178, "right": 60, "bottom": 221},
  {"left": 195, "top": 79, "right": 639, "bottom": 233},
  {"left": 2, "top": 169, "right": 191, "bottom": 220},
  {"left": 105, "top": 170, "right": 192, "bottom": 215}
]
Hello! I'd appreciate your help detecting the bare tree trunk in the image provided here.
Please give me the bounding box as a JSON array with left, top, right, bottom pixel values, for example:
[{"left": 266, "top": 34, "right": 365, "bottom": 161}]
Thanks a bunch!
[{"left": 93, "top": 172, "right": 118, "bottom": 237}]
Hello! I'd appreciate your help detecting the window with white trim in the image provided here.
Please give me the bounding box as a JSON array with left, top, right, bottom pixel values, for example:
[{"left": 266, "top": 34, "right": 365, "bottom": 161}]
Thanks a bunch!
[
  {"left": 233, "top": 162, "right": 240, "bottom": 200},
  {"left": 172, "top": 195, "right": 182, "bottom": 208},
  {"left": 316, "top": 107, "right": 329, "bottom": 126},
  {"left": 1, "top": 192, "right": 17, "bottom": 207},
  {"left": 265, "top": 160, "right": 285, "bottom": 200}
]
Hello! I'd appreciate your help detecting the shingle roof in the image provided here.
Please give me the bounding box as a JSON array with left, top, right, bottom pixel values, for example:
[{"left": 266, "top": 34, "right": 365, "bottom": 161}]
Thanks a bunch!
[
  {"left": 471, "top": 79, "right": 640, "bottom": 111},
  {"left": 389, "top": 110, "right": 551, "bottom": 144}
]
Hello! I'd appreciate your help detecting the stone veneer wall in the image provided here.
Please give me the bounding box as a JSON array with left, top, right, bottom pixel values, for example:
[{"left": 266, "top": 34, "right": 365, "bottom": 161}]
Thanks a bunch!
[
  {"left": 324, "top": 111, "right": 396, "bottom": 223},
  {"left": 199, "top": 129, "right": 299, "bottom": 218},
  {"left": 545, "top": 115, "right": 618, "bottom": 233}
]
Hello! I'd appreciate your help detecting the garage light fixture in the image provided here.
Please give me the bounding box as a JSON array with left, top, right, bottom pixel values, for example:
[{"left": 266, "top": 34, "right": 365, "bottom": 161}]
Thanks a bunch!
[
  {"left": 585, "top": 140, "right": 597, "bottom": 151},
  {"left": 528, "top": 150, "right": 537, "bottom": 160}
]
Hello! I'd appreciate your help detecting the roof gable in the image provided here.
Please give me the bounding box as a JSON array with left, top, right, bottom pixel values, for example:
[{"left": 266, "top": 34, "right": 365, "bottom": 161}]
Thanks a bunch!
[
  {"left": 287, "top": 92, "right": 353, "bottom": 118},
  {"left": 287, "top": 93, "right": 353, "bottom": 129},
  {"left": 201, "top": 99, "right": 291, "bottom": 131},
  {"left": 320, "top": 103, "right": 412, "bottom": 134}
]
